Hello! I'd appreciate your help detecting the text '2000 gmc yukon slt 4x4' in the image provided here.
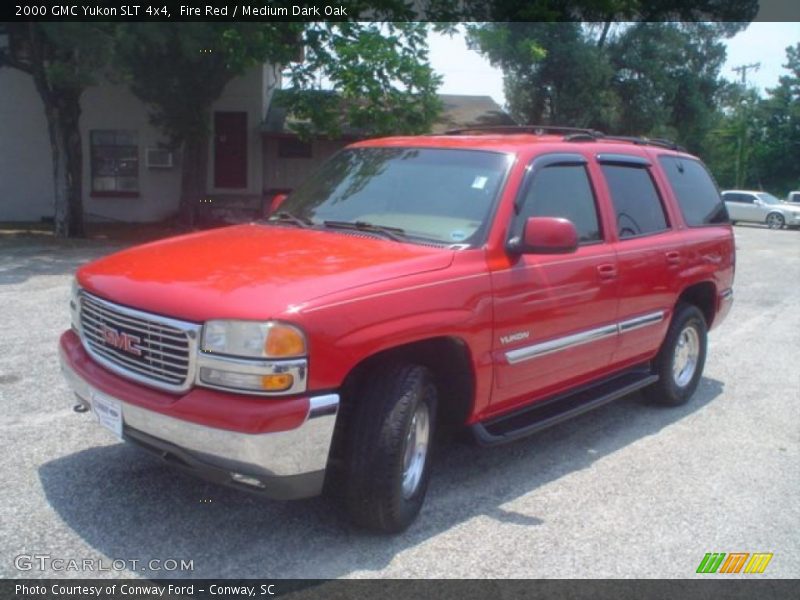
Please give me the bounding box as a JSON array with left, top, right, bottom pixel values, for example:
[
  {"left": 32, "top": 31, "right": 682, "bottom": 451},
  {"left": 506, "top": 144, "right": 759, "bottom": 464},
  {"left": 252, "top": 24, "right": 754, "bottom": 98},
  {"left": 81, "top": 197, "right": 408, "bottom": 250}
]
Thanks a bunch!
[{"left": 60, "top": 126, "right": 734, "bottom": 532}]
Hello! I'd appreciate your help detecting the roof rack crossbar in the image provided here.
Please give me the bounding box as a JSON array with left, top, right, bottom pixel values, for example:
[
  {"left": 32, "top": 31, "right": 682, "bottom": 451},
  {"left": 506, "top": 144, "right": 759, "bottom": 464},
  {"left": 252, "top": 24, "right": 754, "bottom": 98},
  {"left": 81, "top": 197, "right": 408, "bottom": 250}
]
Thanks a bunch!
[
  {"left": 599, "top": 135, "right": 685, "bottom": 152},
  {"left": 435, "top": 125, "right": 686, "bottom": 152},
  {"left": 441, "top": 125, "right": 603, "bottom": 137}
]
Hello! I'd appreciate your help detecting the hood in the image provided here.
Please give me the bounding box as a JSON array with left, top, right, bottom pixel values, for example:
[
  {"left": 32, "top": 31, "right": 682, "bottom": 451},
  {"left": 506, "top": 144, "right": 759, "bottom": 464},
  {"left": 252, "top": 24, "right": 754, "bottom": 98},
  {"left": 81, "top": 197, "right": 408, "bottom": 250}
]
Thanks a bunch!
[
  {"left": 78, "top": 224, "right": 454, "bottom": 322},
  {"left": 779, "top": 203, "right": 800, "bottom": 213}
]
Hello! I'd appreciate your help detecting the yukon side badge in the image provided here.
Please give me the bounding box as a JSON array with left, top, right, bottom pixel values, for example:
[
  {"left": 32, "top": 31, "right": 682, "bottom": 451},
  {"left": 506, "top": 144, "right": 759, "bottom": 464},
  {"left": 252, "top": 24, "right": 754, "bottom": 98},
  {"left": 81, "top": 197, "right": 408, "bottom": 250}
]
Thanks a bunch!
[{"left": 500, "top": 331, "right": 530, "bottom": 345}]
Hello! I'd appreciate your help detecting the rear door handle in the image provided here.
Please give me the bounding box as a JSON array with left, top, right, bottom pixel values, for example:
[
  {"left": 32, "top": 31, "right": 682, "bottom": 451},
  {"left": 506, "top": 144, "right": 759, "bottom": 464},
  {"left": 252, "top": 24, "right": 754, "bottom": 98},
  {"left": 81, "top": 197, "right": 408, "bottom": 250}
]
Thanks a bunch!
[
  {"left": 665, "top": 251, "right": 681, "bottom": 266},
  {"left": 597, "top": 264, "right": 617, "bottom": 280}
]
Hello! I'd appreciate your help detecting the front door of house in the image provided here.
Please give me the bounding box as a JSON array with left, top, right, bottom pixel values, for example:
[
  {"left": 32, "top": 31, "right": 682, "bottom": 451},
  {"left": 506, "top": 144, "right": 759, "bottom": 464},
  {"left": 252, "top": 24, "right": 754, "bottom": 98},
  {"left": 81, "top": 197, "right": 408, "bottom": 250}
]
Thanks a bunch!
[{"left": 214, "top": 112, "right": 247, "bottom": 188}]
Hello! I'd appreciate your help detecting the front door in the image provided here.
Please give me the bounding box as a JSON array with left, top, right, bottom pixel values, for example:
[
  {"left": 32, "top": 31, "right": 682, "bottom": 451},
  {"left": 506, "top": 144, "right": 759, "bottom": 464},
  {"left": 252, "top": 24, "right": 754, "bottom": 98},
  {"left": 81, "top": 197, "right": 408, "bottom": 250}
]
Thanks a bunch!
[
  {"left": 490, "top": 154, "right": 618, "bottom": 414},
  {"left": 214, "top": 111, "right": 248, "bottom": 189}
]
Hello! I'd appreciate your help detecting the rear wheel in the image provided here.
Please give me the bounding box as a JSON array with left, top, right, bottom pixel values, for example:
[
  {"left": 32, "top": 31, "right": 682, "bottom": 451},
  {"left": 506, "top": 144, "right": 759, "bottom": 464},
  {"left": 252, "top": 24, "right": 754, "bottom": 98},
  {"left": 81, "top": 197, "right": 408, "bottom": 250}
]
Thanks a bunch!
[
  {"left": 645, "top": 303, "right": 707, "bottom": 406},
  {"left": 766, "top": 212, "right": 785, "bottom": 229},
  {"left": 339, "top": 363, "right": 438, "bottom": 533}
]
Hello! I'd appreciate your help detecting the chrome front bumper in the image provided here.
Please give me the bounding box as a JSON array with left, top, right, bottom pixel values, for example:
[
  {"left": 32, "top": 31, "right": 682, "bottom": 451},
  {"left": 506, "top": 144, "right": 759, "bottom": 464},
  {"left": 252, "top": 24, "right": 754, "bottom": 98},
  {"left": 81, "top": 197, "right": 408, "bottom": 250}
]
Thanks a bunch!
[{"left": 60, "top": 350, "right": 339, "bottom": 500}]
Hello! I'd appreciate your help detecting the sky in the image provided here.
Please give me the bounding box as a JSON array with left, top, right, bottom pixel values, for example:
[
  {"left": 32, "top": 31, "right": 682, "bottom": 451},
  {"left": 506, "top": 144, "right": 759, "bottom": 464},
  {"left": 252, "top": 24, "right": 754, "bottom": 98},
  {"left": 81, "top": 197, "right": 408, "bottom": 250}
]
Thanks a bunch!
[{"left": 427, "top": 22, "right": 800, "bottom": 109}]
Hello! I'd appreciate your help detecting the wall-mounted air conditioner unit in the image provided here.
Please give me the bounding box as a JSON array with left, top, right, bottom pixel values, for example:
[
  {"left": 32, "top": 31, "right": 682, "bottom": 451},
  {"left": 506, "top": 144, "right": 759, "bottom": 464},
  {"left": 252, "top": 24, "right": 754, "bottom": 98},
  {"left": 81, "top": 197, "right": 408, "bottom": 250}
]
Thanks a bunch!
[{"left": 145, "top": 148, "right": 173, "bottom": 168}]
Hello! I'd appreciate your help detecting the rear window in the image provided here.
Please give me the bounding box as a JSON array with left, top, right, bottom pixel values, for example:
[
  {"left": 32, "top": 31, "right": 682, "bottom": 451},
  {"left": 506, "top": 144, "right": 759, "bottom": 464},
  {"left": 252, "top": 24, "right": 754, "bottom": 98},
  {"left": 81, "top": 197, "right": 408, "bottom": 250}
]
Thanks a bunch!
[
  {"left": 601, "top": 164, "right": 669, "bottom": 238},
  {"left": 659, "top": 156, "right": 728, "bottom": 226}
]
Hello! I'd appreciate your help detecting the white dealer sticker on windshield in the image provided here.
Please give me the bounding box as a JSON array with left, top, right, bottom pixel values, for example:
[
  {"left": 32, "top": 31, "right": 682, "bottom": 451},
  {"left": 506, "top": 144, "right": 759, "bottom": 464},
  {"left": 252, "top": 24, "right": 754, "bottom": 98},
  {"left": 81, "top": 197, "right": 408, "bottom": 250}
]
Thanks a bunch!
[{"left": 471, "top": 176, "right": 488, "bottom": 190}]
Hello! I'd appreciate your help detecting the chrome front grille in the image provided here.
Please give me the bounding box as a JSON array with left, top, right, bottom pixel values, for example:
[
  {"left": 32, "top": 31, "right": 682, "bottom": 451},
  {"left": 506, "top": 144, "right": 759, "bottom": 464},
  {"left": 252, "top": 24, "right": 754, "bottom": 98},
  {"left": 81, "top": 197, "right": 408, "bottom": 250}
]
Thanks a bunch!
[{"left": 79, "top": 292, "right": 201, "bottom": 392}]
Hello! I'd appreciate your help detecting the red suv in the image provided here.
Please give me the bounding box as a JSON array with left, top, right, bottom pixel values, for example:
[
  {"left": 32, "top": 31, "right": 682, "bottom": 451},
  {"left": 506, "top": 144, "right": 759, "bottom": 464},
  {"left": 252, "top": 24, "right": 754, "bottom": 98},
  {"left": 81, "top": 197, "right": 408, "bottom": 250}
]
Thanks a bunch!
[{"left": 60, "top": 127, "right": 735, "bottom": 532}]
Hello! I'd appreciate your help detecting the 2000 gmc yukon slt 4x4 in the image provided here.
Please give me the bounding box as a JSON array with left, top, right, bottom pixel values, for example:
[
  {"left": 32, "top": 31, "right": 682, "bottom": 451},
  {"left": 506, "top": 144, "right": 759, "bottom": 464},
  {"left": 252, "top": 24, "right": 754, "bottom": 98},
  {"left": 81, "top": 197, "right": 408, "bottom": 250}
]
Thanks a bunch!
[{"left": 60, "top": 126, "right": 735, "bottom": 532}]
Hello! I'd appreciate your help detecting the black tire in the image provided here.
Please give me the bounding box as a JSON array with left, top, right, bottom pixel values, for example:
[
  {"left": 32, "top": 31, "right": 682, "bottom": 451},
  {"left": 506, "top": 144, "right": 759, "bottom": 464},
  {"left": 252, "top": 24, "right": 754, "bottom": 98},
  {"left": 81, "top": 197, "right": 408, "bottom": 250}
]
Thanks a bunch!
[
  {"left": 766, "top": 212, "right": 785, "bottom": 230},
  {"left": 339, "top": 363, "right": 438, "bottom": 533},
  {"left": 645, "top": 303, "right": 707, "bottom": 406}
]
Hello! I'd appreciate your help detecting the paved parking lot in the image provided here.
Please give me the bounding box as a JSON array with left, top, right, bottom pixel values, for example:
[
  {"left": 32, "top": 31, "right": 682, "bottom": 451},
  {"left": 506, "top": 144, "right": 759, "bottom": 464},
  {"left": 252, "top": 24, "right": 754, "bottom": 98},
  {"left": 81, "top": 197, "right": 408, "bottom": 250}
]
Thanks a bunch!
[{"left": 0, "top": 224, "right": 798, "bottom": 579}]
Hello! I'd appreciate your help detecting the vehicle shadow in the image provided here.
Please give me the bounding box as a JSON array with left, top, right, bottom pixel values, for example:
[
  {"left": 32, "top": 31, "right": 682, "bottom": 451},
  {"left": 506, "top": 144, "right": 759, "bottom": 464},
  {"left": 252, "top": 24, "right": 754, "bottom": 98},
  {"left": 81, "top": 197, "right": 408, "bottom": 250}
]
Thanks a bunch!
[{"left": 38, "top": 377, "right": 723, "bottom": 578}]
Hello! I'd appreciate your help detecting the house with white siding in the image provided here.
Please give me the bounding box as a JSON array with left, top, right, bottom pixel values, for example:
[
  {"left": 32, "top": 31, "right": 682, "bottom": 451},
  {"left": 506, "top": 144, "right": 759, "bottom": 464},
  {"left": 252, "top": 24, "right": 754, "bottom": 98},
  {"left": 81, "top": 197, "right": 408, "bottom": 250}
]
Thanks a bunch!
[{"left": 0, "top": 62, "right": 512, "bottom": 224}]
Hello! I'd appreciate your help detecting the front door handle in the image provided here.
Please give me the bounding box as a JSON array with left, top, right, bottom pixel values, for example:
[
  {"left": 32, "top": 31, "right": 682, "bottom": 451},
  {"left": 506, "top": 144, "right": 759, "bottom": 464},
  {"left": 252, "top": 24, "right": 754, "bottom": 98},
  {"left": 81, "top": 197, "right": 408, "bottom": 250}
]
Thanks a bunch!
[
  {"left": 665, "top": 251, "right": 681, "bottom": 266},
  {"left": 597, "top": 263, "right": 617, "bottom": 280}
]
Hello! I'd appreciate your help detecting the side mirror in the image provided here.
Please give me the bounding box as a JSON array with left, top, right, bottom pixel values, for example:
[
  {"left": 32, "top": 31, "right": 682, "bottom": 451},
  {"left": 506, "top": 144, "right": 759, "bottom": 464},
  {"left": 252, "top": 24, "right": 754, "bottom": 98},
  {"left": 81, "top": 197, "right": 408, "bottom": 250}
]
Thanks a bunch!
[
  {"left": 507, "top": 216, "right": 579, "bottom": 255},
  {"left": 267, "top": 193, "right": 289, "bottom": 216}
]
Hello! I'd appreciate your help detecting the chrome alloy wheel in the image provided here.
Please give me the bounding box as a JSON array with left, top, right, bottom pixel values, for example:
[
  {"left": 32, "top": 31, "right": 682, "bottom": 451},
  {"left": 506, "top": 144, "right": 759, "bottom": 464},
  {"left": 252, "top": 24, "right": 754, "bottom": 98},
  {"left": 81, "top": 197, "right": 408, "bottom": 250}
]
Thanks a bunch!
[
  {"left": 672, "top": 325, "right": 700, "bottom": 388},
  {"left": 401, "top": 402, "right": 431, "bottom": 499},
  {"left": 766, "top": 213, "right": 784, "bottom": 229}
]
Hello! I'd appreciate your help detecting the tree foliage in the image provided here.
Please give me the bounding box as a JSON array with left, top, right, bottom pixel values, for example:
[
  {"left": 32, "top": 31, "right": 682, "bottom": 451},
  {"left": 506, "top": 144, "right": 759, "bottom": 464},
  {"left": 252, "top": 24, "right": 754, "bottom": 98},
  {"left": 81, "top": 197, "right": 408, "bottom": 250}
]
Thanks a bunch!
[
  {"left": 280, "top": 22, "right": 441, "bottom": 138},
  {"left": 113, "top": 21, "right": 441, "bottom": 226},
  {"left": 467, "top": 21, "right": 747, "bottom": 156},
  {"left": 750, "top": 44, "right": 800, "bottom": 193},
  {"left": 0, "top": 23, "right": 114, "bottom": 237}
]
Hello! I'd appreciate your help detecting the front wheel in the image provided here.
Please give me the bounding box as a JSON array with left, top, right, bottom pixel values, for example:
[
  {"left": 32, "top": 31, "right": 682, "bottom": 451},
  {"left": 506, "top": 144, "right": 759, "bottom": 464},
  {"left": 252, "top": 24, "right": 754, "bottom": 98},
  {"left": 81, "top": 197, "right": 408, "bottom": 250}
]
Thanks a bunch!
[
  {"left": 340, "top": 363, "right": 438, "bottom": 533},
  {"left": 645, "top": 303, "right": 707, "bottom": 406},
  {"left": 766, "top": 212, "right": 785, "bottom": 229}
]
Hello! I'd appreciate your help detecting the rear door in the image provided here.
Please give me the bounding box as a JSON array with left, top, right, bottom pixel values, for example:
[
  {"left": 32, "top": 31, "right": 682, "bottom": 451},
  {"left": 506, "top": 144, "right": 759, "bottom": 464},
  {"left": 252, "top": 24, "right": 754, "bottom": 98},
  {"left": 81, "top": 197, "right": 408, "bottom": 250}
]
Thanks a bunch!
[
  {"left": 596, "top": 154, "right": 678, "bottom": 366},
  {"left": 490, "top": 153, "right": 619, "bottom": 413}
]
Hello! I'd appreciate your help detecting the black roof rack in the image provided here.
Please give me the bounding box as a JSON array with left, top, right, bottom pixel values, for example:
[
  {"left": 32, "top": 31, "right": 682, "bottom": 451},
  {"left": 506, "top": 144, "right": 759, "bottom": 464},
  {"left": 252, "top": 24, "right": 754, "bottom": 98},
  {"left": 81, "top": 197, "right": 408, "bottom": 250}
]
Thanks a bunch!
[
  {"left": 599, "top": 135, "right": 686, "bottom": 152},
  {"left": 441, "top": 125, "right": 604, "bottom": 137},
  {"left": 437, "top": 124, "right": 686, "bottom": 152}
]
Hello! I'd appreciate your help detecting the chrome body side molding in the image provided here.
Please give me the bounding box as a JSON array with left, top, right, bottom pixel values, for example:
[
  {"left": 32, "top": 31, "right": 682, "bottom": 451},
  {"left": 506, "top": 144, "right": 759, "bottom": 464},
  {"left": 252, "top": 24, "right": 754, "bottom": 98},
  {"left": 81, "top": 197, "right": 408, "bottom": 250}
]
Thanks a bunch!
[
  {"left": 504, "top": 310, "right": 666, "bottom": 365},
  {"left": 618, "top": 311, "right": 665, "bottom": 333}
]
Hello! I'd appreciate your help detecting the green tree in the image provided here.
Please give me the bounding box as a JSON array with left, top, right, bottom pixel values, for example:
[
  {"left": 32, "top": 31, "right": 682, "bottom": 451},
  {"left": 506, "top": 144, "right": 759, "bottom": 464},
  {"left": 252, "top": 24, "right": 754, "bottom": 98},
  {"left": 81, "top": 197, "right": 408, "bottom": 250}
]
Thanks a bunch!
[
  {"left": 704, "top": 82, "right": 757, "bottom": 189},
  {"left": 115, "top": 22, "right": 441, "bottom": 227},
  {"left": 750, "top": 43, "right": 800, "bottom": 193},
  {"left": 467, "top": 22, "right": 617, "bottom": 129},
  {"left": 467, "top": 14, "right": 753, "bottom": 152},
  {"left": 0, "top": 23, "right": 114, "bottom": 237},
  {"left": 607, "top": 22, "right": 736, "bottom": 153}
]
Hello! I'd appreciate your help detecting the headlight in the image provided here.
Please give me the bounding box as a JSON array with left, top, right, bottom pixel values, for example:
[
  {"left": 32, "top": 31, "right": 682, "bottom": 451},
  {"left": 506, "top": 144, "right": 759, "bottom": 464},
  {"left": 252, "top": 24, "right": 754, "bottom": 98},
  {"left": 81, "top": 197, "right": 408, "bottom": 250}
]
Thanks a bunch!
[
  {"left": 70, "top": 278, "right": 81, "bottom": 332},
  {"left": 198, "top": 320, "right": 307, "bottom": 395},
  {"left": 201, "top": 320, "right": 306, "bottom": 359}
]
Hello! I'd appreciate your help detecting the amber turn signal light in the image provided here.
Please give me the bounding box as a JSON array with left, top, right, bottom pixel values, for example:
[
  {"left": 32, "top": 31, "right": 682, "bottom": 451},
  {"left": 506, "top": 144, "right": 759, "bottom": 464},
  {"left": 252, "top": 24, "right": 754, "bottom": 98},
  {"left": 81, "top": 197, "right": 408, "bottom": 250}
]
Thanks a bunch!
[
  {"left": 265, "top": 324, "right": 306, "bottom": 357},
  {"left": 261, "top": 373, "right": 294, "bottom": 391}
]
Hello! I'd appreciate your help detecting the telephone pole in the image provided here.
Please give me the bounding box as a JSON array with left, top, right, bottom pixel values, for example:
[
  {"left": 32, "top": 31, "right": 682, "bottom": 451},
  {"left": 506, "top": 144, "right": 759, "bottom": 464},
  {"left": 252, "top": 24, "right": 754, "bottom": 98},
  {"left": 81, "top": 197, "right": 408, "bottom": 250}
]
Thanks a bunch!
[
  {"left": 732, "top": 62, "right": 760, "bottom": 86},
  {"left": 732, "top": 63, "right": 760, "bottom": 188}
]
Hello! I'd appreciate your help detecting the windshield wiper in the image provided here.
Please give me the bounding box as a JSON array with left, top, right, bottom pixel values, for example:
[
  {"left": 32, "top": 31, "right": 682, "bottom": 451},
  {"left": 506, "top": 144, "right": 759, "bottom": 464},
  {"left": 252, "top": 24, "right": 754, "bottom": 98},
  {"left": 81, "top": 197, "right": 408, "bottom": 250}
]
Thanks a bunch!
[
  {"left": 269, "top": 212, "right": 314, "bottom": 228},
  {"left": 323, "top": 220, "right": 407, "bottom": 242}
]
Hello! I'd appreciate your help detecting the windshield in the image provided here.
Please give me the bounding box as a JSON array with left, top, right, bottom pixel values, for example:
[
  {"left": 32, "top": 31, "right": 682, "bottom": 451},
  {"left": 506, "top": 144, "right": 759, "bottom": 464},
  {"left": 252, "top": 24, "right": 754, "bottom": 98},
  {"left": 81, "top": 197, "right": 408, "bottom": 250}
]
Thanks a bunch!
[
  {"left": 757, "top": 192, "right": 782, "bottom": 205},
  {"left": 275, "top": 147, "right": 512, "bottom": 245}
]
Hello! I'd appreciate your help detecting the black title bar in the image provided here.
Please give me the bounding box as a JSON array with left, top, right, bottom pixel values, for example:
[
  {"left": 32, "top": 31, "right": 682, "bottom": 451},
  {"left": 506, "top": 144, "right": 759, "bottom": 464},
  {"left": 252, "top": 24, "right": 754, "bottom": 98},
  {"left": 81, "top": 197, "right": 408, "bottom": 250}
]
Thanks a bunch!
[
  {"left": 4, "top": 579, "right": 800, "bottom": 600},
  {"left": 3, "top": 0, "right": 800, "bottom": 22}
]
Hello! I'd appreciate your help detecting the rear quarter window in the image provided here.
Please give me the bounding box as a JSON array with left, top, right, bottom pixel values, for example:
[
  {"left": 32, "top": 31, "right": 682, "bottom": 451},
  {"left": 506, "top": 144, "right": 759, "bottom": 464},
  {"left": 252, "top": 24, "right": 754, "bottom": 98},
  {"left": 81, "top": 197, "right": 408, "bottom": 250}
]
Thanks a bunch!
[{"left": 659, "top": 156, "right": 728, "bottom": 226}]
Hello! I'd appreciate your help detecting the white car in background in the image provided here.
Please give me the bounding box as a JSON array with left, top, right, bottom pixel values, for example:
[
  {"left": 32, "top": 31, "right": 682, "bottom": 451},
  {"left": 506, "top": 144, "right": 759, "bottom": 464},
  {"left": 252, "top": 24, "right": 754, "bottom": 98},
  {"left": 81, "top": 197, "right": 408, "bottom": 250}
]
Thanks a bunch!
[
  {"left": 786, "top": 191, "right": 800, "bottom": 204},
  {"left": 722, "top": 190, "right": 800, "bottom": 230}
]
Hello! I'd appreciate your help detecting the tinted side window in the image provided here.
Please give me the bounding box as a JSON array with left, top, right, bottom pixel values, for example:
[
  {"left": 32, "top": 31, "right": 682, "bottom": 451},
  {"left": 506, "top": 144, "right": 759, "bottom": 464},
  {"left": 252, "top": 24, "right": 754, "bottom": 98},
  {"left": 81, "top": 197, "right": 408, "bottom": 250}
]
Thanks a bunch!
[
  {"left": 518, "top": 164, "right": 601, "bottom": 243},
  {"left": 725, "top": 193, "right": 752, "bottom": 204},
  {"left": 658, "top": 156, "right": 728, "bottom": 226},
  {"left": 601, "top": 164, "right": 668, "bottom": 238}
]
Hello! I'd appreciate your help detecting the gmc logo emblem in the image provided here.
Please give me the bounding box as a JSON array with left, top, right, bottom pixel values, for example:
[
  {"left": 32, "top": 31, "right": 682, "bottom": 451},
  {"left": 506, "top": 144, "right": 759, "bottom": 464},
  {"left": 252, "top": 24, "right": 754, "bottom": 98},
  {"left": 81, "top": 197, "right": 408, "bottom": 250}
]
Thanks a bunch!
[{"left": 101, "top": 325, "right": 143, "bottom": 357}]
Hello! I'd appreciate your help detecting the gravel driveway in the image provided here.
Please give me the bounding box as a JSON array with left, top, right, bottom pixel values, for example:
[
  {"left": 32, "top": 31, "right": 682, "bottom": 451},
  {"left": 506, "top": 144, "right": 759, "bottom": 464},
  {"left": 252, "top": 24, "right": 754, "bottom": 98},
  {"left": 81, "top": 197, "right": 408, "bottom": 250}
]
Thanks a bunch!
[{"left": 0, "top": 224, "right": 797, "bottom": 579}]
